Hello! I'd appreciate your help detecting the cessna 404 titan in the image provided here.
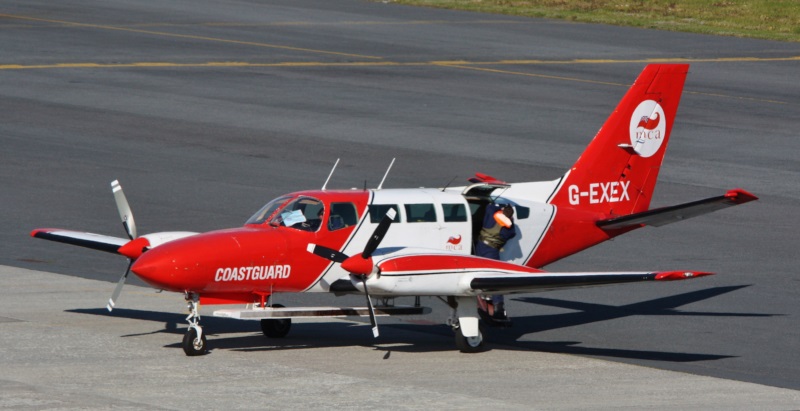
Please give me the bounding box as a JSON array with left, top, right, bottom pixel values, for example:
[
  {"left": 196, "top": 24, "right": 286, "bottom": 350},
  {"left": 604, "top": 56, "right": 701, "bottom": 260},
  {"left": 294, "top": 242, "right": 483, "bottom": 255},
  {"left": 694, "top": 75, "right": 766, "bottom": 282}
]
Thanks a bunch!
[{"left": 32, "top": 64, "right": 757, "bottom": 355}]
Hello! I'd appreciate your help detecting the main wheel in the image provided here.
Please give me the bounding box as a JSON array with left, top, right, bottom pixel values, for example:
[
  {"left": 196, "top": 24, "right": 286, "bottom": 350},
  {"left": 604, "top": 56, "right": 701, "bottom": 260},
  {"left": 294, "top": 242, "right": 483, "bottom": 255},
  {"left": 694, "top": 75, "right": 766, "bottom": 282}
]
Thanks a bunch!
[
  {"left": 182, "top": 327, "right": 207, "bottom": 356},
  {"left": 261, "top": 304, "right": 291, "bottom": 338},
  {"left": 454, "top": 326, "right": 484, "bottom": 353}
]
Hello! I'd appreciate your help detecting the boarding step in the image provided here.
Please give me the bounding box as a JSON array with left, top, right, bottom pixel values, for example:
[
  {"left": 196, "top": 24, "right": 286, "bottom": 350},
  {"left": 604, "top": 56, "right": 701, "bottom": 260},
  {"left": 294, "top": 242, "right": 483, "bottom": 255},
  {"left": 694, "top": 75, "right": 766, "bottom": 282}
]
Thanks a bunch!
[{"left": 213, "top": 305, "right": 431, "bottom": 320}]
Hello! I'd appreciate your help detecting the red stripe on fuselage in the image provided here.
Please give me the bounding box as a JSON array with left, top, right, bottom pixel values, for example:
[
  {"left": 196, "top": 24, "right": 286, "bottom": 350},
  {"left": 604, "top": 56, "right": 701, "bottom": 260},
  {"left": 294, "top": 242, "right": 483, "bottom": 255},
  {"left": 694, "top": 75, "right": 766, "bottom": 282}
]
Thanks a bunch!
[{"left": 131, "top": 190, "right": 370, "bottom": 298}]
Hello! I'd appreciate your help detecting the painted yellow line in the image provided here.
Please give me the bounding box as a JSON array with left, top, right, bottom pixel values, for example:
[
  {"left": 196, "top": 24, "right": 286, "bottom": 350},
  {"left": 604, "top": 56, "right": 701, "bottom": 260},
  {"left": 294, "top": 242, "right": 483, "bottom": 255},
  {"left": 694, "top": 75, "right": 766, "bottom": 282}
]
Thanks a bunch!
[
  {"left": 0, "top": 13, "right": 383, "bottom": 60},
  {"left": 433, "top": 63, "right": 627, "bottom": 86},
  {"left": 1, "top": 19, "right": 525, "bottom": 29},
  {"left": 0, "top": 61, "right": 412, "bottom": 70},
  {"left": 3, "top": 55, "right": 798, "bottom": 71}
]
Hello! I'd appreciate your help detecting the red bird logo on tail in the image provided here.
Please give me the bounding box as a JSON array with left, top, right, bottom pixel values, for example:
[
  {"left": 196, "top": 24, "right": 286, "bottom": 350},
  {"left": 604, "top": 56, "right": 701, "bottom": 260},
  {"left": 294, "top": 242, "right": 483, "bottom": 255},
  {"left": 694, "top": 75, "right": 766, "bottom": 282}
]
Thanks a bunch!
[{"left": 636, "top": 112, "right": 660, "bottom": 130}]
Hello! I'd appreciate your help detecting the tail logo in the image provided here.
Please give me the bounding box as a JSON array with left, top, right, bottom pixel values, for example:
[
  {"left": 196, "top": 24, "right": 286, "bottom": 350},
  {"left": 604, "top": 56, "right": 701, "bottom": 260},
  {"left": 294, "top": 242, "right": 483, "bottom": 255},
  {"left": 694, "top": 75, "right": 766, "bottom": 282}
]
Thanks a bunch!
[{"left": 629, "top": 100, "right": 667, "bottom": 158}]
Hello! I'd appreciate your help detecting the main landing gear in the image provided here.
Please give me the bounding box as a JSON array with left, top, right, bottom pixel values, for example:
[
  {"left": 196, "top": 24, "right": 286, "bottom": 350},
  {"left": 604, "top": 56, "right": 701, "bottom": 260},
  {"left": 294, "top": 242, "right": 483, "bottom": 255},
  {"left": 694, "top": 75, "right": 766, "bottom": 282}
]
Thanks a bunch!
[
  {"left": 260, "top": 304, "right": 291, "bottom": 338},
  {"left": 182, "top": 293, "right": 207, "bottom": 356},
  {"left": 446, "top": 296, "right": 485, "bottom": 353}
]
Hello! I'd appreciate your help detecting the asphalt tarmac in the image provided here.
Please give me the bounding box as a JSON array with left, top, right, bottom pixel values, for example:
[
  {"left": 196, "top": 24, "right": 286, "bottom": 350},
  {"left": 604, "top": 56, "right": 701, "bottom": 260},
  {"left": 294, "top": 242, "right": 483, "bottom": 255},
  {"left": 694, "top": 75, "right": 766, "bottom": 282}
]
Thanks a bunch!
[
  {"left": 2, "top": 0, "right": 799, "bottom": 402},
  {"left": 2, "top": 265, "right": 799, "bottom": 410}
]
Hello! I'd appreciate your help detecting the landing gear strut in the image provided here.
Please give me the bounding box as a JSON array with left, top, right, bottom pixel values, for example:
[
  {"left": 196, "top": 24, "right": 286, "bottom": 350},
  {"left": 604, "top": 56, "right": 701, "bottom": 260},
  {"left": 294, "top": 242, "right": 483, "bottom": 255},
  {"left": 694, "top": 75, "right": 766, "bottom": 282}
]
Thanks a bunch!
[{"left": 182, "top": 292, "right": 207, "bottom": 356}]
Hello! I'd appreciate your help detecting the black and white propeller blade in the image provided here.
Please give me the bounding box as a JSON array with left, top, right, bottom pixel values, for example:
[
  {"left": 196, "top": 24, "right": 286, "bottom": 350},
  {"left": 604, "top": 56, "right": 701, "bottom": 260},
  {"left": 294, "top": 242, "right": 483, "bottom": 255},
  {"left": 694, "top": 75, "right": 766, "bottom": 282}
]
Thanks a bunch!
[
  {"left": 112, "top": 179, "right": 137, "bottom": 240},
  {"left": 362, "top": 208, "right": 396, "bottom": 259},
  {"left": 306, "top": 244, "right": 349, "bottom": 263},
  {"left": 108, "top": 180, "right": 142, "bottom": 312},
  {"left": 107, "top": 261, "right": 133, "bottom": 312},
  {"left": 360, "top": 275, "right": 379, "bottom": 337}
]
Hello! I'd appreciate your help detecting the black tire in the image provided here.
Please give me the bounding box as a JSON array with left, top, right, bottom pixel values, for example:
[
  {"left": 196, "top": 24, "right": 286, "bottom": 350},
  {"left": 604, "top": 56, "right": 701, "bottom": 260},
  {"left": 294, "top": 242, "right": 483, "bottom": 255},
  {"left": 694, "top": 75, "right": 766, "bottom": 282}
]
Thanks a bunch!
[
  {"left": 182, "top": 327, "right": 207, "bottom": 356},
  {"left": 454, "top": 325, "right": 484, "bottom": 353},
  {"left": 261, "top": 304, "right": 291, "bottom": 338}
]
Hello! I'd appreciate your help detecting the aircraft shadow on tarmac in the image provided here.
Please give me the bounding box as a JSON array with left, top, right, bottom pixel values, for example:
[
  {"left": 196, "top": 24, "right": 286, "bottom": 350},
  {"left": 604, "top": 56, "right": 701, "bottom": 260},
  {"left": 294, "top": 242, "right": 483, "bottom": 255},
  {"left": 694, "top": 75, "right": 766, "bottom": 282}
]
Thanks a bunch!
[{"left": 67, "top": 286, "right": 777, "bottom": 360}]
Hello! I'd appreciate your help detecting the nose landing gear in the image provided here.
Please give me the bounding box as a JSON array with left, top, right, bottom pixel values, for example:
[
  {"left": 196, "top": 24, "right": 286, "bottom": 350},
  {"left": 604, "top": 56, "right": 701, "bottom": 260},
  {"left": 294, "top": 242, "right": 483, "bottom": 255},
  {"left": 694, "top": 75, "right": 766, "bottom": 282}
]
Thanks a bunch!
[{"left": 182, "top": 293, "right": 207, "bottom": 356}]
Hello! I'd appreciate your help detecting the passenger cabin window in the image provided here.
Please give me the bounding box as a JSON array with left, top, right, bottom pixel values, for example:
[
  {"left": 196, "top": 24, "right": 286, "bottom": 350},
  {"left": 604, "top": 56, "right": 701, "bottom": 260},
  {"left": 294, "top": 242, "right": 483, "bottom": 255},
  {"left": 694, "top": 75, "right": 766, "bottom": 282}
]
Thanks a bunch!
[
  {"left": 515, "top": 205, "right": 530, "bottom": 219},
  {"left": 369, "top": 204, "right": 400, "bottom": 223},
  {"left": 329, "top": 202, "right": 358, "bottom": 231},
  {"left": 405, "top": 204, "right": 436, "bottom": 223},
  {"left": 442, "top": 203, "right": 468, "bottom": 222},
  {"left": 269, "top": 197, "right": 325, "bottom": 232}
]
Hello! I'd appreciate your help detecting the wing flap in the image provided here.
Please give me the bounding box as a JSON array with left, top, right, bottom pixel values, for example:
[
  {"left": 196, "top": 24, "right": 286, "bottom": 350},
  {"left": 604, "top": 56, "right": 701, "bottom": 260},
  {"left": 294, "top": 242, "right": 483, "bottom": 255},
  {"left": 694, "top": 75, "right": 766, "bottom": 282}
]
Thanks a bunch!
[
  {"left": 31, "top": 228, "right": 127, "bottom": 255},
  {"left": 470, "top": 270, "right": 712, "bottom": 294},
  {"left": 597, "top": 189, "right": 757, "bottom": 230}
]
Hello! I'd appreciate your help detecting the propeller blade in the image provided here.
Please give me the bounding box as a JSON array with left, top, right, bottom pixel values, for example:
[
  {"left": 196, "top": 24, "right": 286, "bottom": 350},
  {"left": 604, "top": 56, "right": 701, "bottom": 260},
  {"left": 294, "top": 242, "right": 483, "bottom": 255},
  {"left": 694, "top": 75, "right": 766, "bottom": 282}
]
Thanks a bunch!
[
  {"left": 360, "top": 275, "right": 379, "bottom": 338},
  {"left": 307, "top": 243, "right": 349, "bottom": 263},
  {"left": 111, "top": 180, "right": 137, "bottom": 240},
  {"left": 362, "top": 208, "right": 396, "bottom": 259},
  {"left": 107, "top": 260, "right": 133, "bottom": 312}
]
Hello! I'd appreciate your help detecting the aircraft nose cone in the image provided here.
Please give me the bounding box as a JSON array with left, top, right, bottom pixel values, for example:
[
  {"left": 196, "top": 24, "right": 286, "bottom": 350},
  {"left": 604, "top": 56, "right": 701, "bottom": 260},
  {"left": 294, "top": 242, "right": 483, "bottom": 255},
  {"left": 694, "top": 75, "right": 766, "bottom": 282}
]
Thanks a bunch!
[{"left": 130, "top": 249, "right": 175, "bottom": 290}]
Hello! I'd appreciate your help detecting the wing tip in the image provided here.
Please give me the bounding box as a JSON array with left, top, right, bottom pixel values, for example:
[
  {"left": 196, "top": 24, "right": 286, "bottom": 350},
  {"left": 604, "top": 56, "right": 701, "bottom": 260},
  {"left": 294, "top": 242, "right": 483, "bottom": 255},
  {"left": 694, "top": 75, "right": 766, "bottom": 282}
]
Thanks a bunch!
[
  {"left": 655, "top": 271, "right": 714, "bottom": 281},
  {"left": 31, "top": 228, "right": 57, "bottom": 238},
  {"left": 725, "top": 188, "right": 758, "bottom": 204}
]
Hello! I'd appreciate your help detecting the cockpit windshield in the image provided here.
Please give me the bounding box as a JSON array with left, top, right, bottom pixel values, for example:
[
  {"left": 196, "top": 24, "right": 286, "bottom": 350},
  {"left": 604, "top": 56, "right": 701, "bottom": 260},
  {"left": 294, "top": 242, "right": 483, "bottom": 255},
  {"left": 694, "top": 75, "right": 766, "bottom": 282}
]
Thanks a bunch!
[
  {"left": 246, "top": 196, "right": 291, "bottom": 225},
  {"left": 246, "top": 195, "right": 325, "bottom": 232}
]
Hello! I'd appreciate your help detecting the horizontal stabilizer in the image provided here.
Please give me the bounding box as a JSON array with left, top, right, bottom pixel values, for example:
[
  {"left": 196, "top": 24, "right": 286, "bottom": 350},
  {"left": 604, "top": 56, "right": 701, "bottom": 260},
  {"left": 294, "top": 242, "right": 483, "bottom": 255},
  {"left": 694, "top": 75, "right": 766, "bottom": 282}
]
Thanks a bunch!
[
  {"left": 470, "top": 271, "right": 713, "bottom": 294},
  {"left": 30, "top": 228, "right": 127, "bottom": 254},
  {"left": 597, "top": 189, "right": 758, "bottom": 231}
]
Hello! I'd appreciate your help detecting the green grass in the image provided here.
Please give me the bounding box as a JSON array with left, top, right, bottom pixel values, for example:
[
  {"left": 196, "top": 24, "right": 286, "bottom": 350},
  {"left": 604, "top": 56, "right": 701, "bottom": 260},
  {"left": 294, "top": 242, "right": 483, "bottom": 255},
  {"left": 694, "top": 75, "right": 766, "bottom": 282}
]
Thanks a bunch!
[{"left": 391, "top": 0, "right": 800, "bottom": 42}]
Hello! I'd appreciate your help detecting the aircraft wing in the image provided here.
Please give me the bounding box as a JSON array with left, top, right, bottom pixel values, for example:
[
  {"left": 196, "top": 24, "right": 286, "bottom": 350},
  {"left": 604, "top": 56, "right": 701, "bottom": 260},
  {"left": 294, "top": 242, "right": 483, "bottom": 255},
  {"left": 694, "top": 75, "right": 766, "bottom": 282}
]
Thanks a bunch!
[
  {"left": 596, "top": 188, "right": 757, "bottom": 231},
  {"left": 469, "top": 270, "right": 712, "bottom": 294},
  {"left": 31, "top": 228, "right": 128, "bottom": 255},
  {"left": 373, "top": 252, "right": 712, "bottom": 296}
]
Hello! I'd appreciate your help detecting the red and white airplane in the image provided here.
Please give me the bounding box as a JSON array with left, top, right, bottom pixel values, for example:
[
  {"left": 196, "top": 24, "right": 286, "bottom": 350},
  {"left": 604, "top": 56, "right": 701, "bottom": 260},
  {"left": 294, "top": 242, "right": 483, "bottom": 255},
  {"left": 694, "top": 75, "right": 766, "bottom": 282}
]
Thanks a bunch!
[{"left": 32, "top": 64, "right": 757, "bottom": 355}]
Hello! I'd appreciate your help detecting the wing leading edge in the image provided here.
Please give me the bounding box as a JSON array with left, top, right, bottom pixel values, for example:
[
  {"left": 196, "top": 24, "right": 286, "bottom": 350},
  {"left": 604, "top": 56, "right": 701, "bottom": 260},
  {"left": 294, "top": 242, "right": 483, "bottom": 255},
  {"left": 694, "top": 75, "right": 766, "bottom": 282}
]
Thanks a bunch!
[
  {"left": 470, "top": 270, "right": 713, "bottom": 294},
  {"left": 31, "top": 228, "right": 128, "bottom": 255}
]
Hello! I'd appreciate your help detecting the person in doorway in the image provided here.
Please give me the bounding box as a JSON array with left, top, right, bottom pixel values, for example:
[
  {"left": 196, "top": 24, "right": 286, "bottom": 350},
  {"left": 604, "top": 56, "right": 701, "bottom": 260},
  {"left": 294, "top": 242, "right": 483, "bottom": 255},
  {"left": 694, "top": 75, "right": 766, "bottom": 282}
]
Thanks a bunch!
[{"left": 475, "top": 203, "right": 516, "bottom": 326}]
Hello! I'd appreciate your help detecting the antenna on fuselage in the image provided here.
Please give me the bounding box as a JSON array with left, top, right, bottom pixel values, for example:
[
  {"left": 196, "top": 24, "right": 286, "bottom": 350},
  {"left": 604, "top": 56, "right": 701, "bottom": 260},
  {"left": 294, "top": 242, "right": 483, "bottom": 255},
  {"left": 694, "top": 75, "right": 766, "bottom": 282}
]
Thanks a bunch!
[
  {"left": 321, "top": 158, "right": 340, "bottom": 191},
  {"left": 441, "top": 175, "right": 458, "bottom": 192},
  {"left": 376, "top": 158, "right": 396, "bottom": 190}
]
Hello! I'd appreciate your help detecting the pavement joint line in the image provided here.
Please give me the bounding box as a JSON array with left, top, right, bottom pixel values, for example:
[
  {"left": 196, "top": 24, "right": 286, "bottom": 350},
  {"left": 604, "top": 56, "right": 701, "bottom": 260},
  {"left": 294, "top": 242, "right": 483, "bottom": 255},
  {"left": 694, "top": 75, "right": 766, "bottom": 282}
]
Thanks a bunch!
[{"left": 0, "top": 13, "right": 383, "bottom": 60}]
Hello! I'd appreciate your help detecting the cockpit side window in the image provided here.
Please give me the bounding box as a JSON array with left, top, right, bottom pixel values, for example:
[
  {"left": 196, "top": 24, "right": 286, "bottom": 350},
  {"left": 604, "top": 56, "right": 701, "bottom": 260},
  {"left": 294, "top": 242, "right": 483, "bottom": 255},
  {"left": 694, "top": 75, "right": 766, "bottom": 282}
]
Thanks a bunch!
[
  {"left": 328, "top": 202, "right": 358, "bottom": 231},
  {"left": 245, "top": 196, "right": 292, "bottom": 225},
  {"left": 269, "top": 197, "right": 325, "bottom": 232}
]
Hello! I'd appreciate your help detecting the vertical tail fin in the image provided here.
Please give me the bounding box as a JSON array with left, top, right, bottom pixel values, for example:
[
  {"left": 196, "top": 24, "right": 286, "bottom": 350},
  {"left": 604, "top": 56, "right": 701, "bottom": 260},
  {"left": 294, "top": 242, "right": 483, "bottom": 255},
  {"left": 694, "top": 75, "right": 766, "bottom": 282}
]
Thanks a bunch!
[{"left": 549, "top": 64, "right": 689, "bottom": 216}]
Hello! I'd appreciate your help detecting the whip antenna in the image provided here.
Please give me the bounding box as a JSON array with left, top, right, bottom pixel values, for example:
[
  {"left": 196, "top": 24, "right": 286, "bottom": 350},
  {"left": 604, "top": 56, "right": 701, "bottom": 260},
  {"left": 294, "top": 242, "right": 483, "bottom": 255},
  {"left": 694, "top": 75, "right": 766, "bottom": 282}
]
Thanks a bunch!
[
  {"left": 377, "top": 158, "right": 396, "bottom": 190},
  {"left": 321, "top": 158, "right": 340, "bottom": 190}
]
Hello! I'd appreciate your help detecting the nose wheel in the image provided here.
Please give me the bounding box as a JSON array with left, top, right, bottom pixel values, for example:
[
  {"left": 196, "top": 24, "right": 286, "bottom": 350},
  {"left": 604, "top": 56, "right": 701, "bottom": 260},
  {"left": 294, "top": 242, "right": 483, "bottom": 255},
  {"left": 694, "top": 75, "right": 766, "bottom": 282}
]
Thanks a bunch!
[{"left": 182, "top": 293, "right": 208, "bottom": 356}]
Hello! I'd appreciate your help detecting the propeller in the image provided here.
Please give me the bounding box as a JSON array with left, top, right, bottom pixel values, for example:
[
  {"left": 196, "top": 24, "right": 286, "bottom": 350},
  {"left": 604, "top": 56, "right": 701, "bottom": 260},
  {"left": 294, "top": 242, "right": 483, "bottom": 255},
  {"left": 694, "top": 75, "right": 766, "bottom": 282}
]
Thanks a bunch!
[
  {"left": 112, "top": 179, "right": 136, "bottom": 240},
  {"left": 107, "top": 180, "right": 141, "bottom": 311},
  {"left": 307, "top": 208, "right": 396, "bottom": 337}
]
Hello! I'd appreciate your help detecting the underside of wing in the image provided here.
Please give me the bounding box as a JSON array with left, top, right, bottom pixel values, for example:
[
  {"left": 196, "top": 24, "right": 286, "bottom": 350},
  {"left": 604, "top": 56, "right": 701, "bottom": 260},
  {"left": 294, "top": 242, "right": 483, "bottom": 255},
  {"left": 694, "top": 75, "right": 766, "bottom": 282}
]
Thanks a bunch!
[
  {"left": 470, "top": 270, "right": 713, "bottom": 294},
  {"left": 31, "top": 228, "right": 128, "bottom": 255},
  {"left": 597, "top": 189, "right": 758, "bottom": 230},
  {"left": 374, "top": 252, "right": 712, "bottom": 296}
]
